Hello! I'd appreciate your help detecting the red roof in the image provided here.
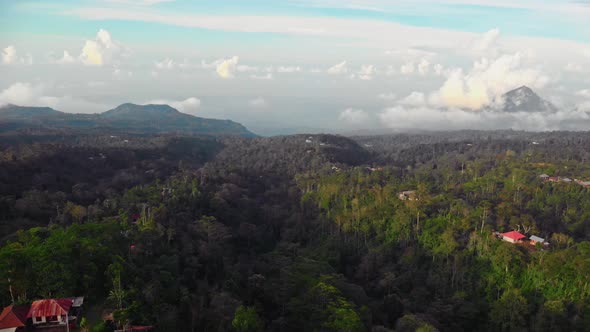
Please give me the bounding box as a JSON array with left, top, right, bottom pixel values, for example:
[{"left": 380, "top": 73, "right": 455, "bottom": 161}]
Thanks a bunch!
[
  {"left": 27, "top": 298, "right": 73, "bottom": 318},
  {"left": 0, "top": 305, "right": 29, "bottom": 329},
  {"left": 501, "top": 231, "right": 526, "bottom": 241}
]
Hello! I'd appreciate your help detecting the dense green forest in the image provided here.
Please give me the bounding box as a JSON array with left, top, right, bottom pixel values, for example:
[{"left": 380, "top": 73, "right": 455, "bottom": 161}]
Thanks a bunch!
[{"left": 1, "top": 130, "right": 590, "bottom": 331}]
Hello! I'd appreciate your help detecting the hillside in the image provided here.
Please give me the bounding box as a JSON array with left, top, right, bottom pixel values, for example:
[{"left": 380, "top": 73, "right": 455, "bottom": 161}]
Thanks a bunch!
[{"left": 0, "top": 103, "right": 255, "bottom": 137}]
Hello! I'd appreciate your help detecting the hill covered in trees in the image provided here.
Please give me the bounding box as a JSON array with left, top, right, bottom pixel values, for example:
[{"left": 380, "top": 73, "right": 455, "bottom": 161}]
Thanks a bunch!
[
  {"left": 1, "top": 130, "right": 590, "bottom": 331},
  {"left": 0, "top": 103, "right": 255, "bottom": 137}
]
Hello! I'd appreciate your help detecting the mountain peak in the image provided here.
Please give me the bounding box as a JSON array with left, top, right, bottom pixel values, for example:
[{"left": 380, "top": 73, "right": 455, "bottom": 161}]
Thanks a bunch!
[
  {"left": 495, "top": 86, "right": 557, "bottom": 113},
  {"left": 104, "top": 103, "right": 180, "bottom": 117}
]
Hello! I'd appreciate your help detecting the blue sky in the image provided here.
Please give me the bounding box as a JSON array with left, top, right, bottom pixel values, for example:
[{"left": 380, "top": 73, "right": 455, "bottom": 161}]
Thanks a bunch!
[{"left": 1, "top": 0, "right": 590, "bottom": 133}]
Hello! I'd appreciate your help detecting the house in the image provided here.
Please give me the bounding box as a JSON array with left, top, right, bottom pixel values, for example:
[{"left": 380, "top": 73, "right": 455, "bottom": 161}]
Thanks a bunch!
[
  {"left": 529, "top": 235, "right": 547, "bottom": 246},
  {"left": 27, "top": 297, "right": 83, "bottom": 330},
  {"left": 398, "top": 191, "right": 417, "bottom": 201},
  {"left": 547, "top": 177, "right": 560, "bottom": 182},
  {"left": 0, "top": 305, "right": 29, "bottom": 332},
  {"left": 500, "top": 231, "right": 526, "bottom": 243},
  {"left": 561, "top": 177, "right": 573, "bottom": 183},
  {"left": 539, "top": 174, "right": 550, "bottom": 181}
]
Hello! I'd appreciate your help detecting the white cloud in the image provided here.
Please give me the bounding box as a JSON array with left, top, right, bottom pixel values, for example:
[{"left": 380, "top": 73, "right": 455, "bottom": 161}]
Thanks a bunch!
[
  {"left": 358, "top": 65, "right": 376, "bottom": 80},
  {"left": 248, "top": 97, "right": 268, "bottom": 108},
  {"left": 0, "top": 82, "right": 43, "bottom": 105},
  {"left": 418, "top": 59, "right": 430, "bottom": 75},
  {"left": 0, "top": 82, "right": 107, "bottom": 113},
  {"left": 277, "top": 66, "right": 301, "bottom": 73},
  {"left": 378, "top": 105, "right": 590, "bottom": 131},
  {"left": 577, "top": 89, "right": 590, "bottom": 98},
  {"left": 1, "top": 46, "right": 32, "bottom": 65},
  {"left": 216, "top": 56, "right": 239, "bottom": 79},
  {"left": 148, "top": 97, "right": 201, "bottom": 115},
  {"left": 400, "top": 62, "right": 415, "bottom": 75},
  {"left": 327, "top": 61, "right": 347, "bottom": 74},
  {"left": 399, "top": 92, "right": 426, "bottom": 106},
  {"left": 433, "top": 63, "right": 445, "bottom": 76},
  {"left": 1, "top": 46, "right": 17, "bottom": 64},
  {"left": 338, "top": 108, "right": 369, "bottom": 124},
  {"left": 80, "top": 29, "right": 123, "bottom": 66},
  {"left": 56, "top": 51, "right": 76, "bottom": 64},
  {"left": 431, "top": 52, "right": 549, "bottom": 109},
  {"left": 155, "top": 57, "right": 175, "bottom": 69},
  {"left": 250, "top": 73, "right": 273, "bottom": 80},
  {"left": 472, "top": 28, "right": 500, "bottom": 53}
]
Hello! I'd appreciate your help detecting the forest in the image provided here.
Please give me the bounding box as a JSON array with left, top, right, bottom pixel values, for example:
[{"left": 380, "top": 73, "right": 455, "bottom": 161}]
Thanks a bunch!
[{"left": 1, "top": 129, "right": 590, "bottom": 331}]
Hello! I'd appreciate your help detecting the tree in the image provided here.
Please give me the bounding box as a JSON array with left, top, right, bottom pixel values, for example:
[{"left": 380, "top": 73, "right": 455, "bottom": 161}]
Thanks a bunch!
[
  {"left": 490, "top": 289, "right": 528, "bottom": 331},
  {"left": 232, "top": 306, "right": 263, "bottom": 332}
]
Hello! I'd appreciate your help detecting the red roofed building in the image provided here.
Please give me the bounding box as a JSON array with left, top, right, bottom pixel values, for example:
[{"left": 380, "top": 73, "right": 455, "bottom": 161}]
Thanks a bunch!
[
  {"left": 0, "top": 305, "right": 29, "bottom": 332},
  {"left": 501, "top": 231, "right": 526, "bottom": 243},
  {"left": 27, "top": 298, "right": 73, "bottom": 328}
]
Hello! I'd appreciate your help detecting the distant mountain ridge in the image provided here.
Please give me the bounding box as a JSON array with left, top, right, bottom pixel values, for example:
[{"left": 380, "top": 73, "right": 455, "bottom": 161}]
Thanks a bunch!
[
  {"left": 0, "top": 103, "right": 255, "bottom": 137},
  {"left": 487, "top": 86, "right": 558, "bottom": 113}
]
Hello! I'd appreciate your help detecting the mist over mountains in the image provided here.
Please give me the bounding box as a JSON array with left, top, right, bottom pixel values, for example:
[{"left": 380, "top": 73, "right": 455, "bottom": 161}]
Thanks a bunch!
[{"left": 1, "top": 86, "right": 589, "bottom": 136}]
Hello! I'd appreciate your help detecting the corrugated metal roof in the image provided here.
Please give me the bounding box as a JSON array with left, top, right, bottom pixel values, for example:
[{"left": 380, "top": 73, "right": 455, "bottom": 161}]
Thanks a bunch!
[
  {"left": 27, "top": 299, "right": 73, "bottom": 318},
  {"left": 0, "top": 305, "right": 29, "bottom": 329},
  {"left": 501, "top": 231, "right": 526, "bottom": 241},
  {"left": 530, "top": 235, "right": 545, "bottom": 242}
]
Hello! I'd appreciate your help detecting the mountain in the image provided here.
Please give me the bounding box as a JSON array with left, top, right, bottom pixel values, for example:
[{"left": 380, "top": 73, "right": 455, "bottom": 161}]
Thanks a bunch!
[
  {"left": 490, "top": 86, "right": 558, "bottom": 113},
  {"left": 0, "top": 104, "right": 62, "bottom": 119},
  {"left": 0, "top": 103, "right": 255, "bottom": 137}
]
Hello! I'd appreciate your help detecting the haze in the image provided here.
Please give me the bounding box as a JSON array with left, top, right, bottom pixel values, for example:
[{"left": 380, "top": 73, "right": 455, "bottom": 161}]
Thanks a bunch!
[{"left": 1, "top": 0, "right": 590, "bottom": 135}]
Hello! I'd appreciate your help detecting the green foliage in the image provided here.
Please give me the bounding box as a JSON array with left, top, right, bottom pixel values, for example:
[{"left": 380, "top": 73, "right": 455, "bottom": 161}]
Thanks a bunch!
[{"left": 232, "top": 306, "right": 263, "bottom": 332}]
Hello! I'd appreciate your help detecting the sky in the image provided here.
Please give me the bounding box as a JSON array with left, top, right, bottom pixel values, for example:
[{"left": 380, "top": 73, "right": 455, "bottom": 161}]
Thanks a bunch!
[{"left": 1, "top": 0, "right": 590, "bottom": 134}]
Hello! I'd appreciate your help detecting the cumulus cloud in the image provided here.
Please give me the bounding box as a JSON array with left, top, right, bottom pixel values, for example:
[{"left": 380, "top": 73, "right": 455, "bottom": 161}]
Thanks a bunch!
[
  {"left": 80, "top": 29, "right": 123, "bottom": 65},
  {"left": 418, "top": 59, "right": 430, "bottom": 75},
  {"left": 357, "top": 65, "right": 376, "bottom": 80},
  {"left": 277, "top": 66, "right": 301, "bottom": 73},
  {"left": 1, "top": 46, "right": 17, "bottom": 64},
  {"left": 338, "top": 108, "right": 369, "bottom": 125},
  {"left": 155, "top": 57, "right": 175, "bottom": 69},
  {"left": 577, "top": 89, "right": 590, "bottom": 98},
  {"left": 433, "top": 63, "right": 445, "bottom": 76},
  {"left": 399, "top": 92, "right": 427, "bottom": 106},
  {"left": 431, "top": 52, "right": 549, "bottom": 110},
  {"left": 0, "top": 82, "right": 107, "bottom": 113},
  {"left": 55, "top": 51, "right": 76, "bottom": 64},
  {"left": 400, "top": 62, "right": 415, "bottom": 75},
  {"left": 472, "top": 28, "right": 500, "bottom": 53},
  {"left": 1, "top": 46, "right": 32, "bottom": 65},
  {"left": 327, "top": 61, "right": 348, "bottom": 74},
  {"left": 148, "top": 97, "right": 201, "bottom": 115},
  {"left": 378, "top": 105, "right": 590, "bottom": 131},
  {"left": 248, "top": 97, "right": 268, "bottom": 108},
  {"left": 216, "top": 56, "right": 239, "bottom": 79}
]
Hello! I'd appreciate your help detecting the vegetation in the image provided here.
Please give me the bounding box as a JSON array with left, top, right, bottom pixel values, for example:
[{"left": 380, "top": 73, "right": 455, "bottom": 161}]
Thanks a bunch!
[{"left": 1, "top": 130, "right": 590, "bottom": 331}]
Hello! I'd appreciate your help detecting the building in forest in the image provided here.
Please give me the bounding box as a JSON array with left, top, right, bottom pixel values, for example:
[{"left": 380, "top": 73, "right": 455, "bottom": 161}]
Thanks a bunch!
[
  {"left": 529, "top": 235, "right": 547, "bottom": 246},
  {"left": 27, "top": 297, "right": 84, "bottom": 330},
  {"left": 500, "top": 231, "right": 526, "bottom": 243},
  {"left": 0, "top": 304, "right": 29, "bottom": 332}
]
